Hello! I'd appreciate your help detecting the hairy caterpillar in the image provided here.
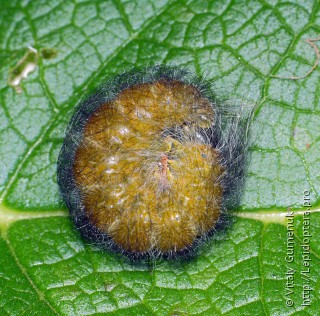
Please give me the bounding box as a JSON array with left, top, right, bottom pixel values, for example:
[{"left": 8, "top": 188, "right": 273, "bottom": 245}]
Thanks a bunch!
[{"left": 57, "top": 65, "right": 253, "bottom": 259}]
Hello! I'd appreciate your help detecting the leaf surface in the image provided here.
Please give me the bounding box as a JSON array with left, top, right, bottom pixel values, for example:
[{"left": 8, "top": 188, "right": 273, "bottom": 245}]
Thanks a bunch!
[{"left": 0, "top": 0, "right": 319, "bottom": 315}]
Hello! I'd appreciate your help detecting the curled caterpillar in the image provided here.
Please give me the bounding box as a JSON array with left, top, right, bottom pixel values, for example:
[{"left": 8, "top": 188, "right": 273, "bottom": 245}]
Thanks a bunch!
[{"left": 57, "top": 65, "right": 253, "bottom": 258}]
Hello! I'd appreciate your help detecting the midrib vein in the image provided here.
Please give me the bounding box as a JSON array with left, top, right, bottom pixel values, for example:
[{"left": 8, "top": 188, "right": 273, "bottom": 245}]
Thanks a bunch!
[{"left": 1, "top": 204, "right": 319, "bottom": 232}]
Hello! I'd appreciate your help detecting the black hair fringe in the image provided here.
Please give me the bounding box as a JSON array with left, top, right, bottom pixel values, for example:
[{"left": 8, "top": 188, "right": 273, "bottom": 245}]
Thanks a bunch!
[{"left": 57, "top": 65, "right": 254, "bottom": 262}]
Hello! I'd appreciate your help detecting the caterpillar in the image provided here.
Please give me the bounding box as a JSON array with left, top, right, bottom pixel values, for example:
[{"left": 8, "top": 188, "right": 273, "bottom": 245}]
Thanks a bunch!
[{"left": 57, "top": 65, "right": 254, "bottom": 259}]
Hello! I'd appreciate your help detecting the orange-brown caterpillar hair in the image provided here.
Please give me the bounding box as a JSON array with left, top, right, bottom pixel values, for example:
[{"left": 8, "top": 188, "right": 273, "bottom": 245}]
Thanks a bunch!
[{"left": 57, "top": 65, "right": 253, "bottom": 259}]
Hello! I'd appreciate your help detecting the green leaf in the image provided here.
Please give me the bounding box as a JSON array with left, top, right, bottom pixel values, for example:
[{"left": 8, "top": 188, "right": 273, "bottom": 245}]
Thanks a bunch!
[{"left": 1, "top": 0, "right": 319, "bottom": 315}]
